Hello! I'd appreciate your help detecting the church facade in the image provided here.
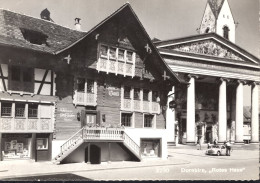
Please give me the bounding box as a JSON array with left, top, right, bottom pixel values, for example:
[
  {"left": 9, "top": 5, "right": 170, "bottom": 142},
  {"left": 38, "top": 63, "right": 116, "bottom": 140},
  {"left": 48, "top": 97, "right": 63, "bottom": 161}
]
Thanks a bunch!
[{"left": 157, "top": 0, "right": 259, "bottom": 145}]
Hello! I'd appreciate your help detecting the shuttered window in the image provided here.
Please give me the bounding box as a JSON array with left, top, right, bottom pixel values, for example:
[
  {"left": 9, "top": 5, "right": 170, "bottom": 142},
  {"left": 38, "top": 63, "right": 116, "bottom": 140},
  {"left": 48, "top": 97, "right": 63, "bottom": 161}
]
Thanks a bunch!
[{"left": 40, "top": 105, "right": 52, "bottom": 118}]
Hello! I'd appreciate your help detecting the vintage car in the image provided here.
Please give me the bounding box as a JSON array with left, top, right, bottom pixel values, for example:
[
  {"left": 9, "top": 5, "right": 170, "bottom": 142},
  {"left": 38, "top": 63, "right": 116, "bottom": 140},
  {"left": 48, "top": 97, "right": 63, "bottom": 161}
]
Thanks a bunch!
[{"left": 205, "top": 145, "right": 226, "bottom": 156}]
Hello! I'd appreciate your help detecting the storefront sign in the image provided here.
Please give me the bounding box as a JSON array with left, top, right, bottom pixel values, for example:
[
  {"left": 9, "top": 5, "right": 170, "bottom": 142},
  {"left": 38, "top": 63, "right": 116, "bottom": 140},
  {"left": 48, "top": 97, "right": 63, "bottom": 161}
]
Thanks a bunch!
[
  {"left": 107, "top": 87, "right": 120, "bottom": 97},
  {"left": 58, "top": 107, "right": 76, "bottom": 121},
  {"left": 2, "top": 134, "right": 32, "bottom": 138}
]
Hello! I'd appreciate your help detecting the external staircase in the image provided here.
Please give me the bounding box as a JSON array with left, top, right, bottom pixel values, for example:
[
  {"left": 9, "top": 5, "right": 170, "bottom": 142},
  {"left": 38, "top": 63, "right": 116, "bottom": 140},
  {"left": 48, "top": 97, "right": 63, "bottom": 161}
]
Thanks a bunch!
[{"left": 53, "top": 127, "right": 141, "bottom": 164}]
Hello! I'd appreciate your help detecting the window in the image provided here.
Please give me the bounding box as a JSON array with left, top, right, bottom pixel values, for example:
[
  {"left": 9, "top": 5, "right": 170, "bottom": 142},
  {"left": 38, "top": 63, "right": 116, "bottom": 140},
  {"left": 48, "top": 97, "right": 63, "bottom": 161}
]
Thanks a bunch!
[
  {"left": 100, "top": 45, "right": 108, "bottom": 57},
  {"left": 1, "top": 103, "right": 12, "bottom": 117},
  {"left": 152, "top": 91, "right": 159, "bottom": 102},
  {"left": 15, "top": 103, "right": 25, "bottom": 117},
  {"left": 144, "top": 114, "right": 154, "bottom": 128},
  {"left": 77, "top": 78, "right": 85, "bottom": 92},
  {"left": 28, "top": 104, "right": 38, "bottom": 118},
  {"left": 134, "top": 88, "right": 140, "bottom": 100},
  {"left": 36, "top": 138, "right": 48, "bottom": 150},
  {"left": 223, "top": 26, "right": 229, "bottom": 40},
  {"left": 143, "top": 89, "right": 149, "bottom": 101},
  {"left": 109, "top": 47, "right": 117, "bottom": 60},
  {"left": 11, "top": 66, "right": 21, "bottom": 81},
  {"left": 124, "top": 86, "right": 131, "bottom": 99},
  {"left": 121, "top": 113, "right": 132, "bottom": 127},
  {"left": 126, "top": 51, "right": 133, "bottom": 62},
  {"left": 118, "top": 49, "right": 125, "bottom": 60},
  {"left": 87, "top": 79, "right": 94, "bottom": 93},
  {"left": 23, "top": 68, "right": 33, "bottom": 82},
  {"left": 205, "top": 27, "right": 210, "bottom": 33}
]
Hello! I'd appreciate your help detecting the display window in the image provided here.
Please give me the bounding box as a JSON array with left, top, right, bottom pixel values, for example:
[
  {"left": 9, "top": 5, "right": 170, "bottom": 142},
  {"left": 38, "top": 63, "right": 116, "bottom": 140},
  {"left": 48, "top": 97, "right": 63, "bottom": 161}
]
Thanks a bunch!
[
  {"left": 36, "top": 138, "right": 48, "bottom": 150},
  {"left": 2, "top": 134, "right": 31, "bottom": 159},
  {"left": 141, "top": 139, "right": 160, "bottom": 158}
]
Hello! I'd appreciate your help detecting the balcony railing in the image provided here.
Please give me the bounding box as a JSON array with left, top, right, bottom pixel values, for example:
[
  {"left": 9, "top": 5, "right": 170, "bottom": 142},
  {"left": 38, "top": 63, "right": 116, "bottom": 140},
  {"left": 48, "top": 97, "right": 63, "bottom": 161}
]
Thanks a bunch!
[
  {"left": 97, "top": 58, "right": 135, "bottom": 77},
  {"left": 0, "top": 117, "right": 53, "bottom": 132},
  {"left": 121, "top": 99, "right": 160, "bottom": 114},
  {"left": 73, "top": 91, "right": 97, "bottom": 106}
]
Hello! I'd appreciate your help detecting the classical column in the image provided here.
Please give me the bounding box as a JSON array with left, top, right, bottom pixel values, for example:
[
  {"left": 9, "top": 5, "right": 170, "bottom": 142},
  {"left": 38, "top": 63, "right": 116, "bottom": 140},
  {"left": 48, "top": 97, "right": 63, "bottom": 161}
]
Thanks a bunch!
[
  {"left": 186, "top": 75, "right": 196, "bottom": 144},
  {"left": 235, "top": 80, "right": 244, "bottom": 144},
  {"left": 166, "top": 86, "right": 175, "bottom": 144},
  {"left": 218, "top": 78, "right": 227, "bottom": 143},
  {"left": 251, "top": 82, "right": 259, "bottom": 143}
]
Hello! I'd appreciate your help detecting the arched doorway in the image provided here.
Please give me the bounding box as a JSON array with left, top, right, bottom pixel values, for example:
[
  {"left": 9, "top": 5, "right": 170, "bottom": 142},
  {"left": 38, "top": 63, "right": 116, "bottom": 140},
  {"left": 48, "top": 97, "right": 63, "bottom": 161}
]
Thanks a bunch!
[{"left": 85, "top": 144, "right": 101, "bottom": 164}]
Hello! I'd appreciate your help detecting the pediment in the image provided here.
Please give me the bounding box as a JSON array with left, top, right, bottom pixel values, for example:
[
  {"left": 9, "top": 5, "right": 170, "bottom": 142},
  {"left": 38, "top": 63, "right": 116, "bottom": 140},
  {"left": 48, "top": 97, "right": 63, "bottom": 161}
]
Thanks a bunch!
[{"left": 170, "top": 39, "right": 247, "bottom": 62}]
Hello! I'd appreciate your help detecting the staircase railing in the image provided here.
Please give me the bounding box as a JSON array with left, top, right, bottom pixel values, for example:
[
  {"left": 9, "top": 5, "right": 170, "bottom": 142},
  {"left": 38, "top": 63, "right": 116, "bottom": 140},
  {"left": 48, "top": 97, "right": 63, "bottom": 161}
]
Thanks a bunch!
[
  {"left": 60, "top": 127, "right": 84, "bottom": 152},
  {"left": 83, "top": 127, "right": 124, "bottom": 140},
  {"left": 123, "top": 132, "right": 140, "bottom": 157},
  {"left": 58, "top": 126, "right": 140, "bottom": 161}
]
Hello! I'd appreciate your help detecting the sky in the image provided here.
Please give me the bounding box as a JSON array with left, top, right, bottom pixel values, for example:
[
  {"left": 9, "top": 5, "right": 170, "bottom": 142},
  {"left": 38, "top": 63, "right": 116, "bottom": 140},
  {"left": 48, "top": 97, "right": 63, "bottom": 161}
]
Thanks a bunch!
[{"left": 0, "top": 0, "right": 259, "bottom": 106}]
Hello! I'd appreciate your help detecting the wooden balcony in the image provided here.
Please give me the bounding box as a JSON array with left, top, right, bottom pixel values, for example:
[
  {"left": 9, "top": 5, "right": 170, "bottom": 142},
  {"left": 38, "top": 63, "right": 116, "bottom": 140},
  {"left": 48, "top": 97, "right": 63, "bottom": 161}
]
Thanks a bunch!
[
  {"left": 96, "top": 58, "right": 135, "bottom": 77},
  {"left": 73, "top": 91, "right": 97, "bottom": 106},
  {"left": 121, "top": 99, "right": 160, "bottom": 114},
  {"left": 0, "top": 117, "right": 53, "bottom": 132}
]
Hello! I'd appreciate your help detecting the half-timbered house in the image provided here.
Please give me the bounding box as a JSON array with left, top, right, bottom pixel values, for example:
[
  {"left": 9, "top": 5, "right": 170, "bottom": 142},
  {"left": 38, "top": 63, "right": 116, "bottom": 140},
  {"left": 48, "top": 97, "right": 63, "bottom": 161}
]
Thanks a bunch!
[{"left": 0, "top": 4, "right": 183, "bottom": 163}]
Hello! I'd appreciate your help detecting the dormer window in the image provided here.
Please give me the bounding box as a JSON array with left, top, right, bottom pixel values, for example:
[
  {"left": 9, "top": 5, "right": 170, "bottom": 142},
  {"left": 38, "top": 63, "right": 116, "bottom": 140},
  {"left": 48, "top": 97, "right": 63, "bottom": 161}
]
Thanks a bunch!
[
  {"left": 20, "top": 28, "right": 48, "bottom": 45},
  {"left": 223, "top": 26, "right": 230, "bottom": 40}
]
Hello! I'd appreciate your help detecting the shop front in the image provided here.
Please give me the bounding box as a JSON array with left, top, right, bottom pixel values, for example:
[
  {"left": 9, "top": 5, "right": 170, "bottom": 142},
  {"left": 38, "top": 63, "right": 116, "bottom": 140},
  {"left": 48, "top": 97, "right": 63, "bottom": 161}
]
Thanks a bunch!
[
  {"left": 140, "top": 138, "right": 161, "bottom": 158},
  {"left": 1, "top": 133, "right": 52, "bottom": 161}
]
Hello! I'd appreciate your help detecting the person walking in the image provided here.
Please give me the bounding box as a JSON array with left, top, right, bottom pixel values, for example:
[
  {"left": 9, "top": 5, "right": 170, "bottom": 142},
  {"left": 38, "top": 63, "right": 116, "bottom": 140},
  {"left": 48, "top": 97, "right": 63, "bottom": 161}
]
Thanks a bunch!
[
  {"left": 213, "top": 139, "right": 217, "bottom": 145},
  {"left": 225, "top": 140, "right": 232, "bottom": 156}
]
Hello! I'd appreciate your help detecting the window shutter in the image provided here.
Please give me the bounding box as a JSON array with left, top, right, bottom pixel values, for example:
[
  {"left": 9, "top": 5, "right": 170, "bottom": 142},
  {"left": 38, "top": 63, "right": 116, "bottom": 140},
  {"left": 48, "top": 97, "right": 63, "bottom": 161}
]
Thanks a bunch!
[{"left": 40, "top": 105, "right": 52, "bottom": 118}]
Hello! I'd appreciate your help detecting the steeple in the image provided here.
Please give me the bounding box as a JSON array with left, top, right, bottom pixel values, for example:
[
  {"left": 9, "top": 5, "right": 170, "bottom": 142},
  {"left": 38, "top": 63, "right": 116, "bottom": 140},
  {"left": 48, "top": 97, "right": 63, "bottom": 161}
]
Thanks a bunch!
[{"left": 199, "top": 0, "right": 236, "bottom": 43}]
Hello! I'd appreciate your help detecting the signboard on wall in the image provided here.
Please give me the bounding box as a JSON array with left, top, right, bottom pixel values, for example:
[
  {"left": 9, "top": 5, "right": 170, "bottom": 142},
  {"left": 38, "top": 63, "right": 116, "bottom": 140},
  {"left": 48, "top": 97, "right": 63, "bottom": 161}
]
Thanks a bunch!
[
  {"left": 107, "top": 86, "right": 120, "bottom": 97},
  {"left": 57, "top": 107, "right": 77, "bottom": 122}
]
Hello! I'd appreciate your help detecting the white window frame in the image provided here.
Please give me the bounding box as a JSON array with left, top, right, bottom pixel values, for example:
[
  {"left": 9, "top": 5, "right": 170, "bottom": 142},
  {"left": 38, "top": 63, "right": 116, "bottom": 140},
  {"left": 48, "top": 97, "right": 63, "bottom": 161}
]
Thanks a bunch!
[
  {"left": 36, "top": 138, "right": 48, "bottom": 150},
  {"left": 120, "top": 111, "right": 134, "bottom": 128},
  {"left": 143, "top": 113, "right": 156, "bottom": 128}
]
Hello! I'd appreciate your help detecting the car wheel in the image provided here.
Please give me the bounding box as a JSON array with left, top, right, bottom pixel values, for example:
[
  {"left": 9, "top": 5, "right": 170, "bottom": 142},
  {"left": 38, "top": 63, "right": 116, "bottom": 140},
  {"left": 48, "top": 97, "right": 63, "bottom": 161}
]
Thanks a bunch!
[{"left": 217, "top": 151, "right": 220, "bottom": 156}]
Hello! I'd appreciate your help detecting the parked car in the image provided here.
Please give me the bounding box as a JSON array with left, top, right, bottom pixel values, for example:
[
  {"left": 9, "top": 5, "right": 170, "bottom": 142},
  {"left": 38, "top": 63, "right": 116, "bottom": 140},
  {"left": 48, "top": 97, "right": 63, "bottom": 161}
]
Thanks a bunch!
[{"left": 205, "top": 145, "right": 226, "bottom": 156}]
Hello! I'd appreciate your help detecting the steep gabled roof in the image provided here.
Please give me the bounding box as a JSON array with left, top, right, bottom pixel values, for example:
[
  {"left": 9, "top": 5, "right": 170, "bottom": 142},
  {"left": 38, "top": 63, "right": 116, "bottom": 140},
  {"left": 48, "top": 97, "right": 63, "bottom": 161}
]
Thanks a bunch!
[
  {"left": 0, "top": 4, "right": 185, "bottom": 84},
  {"left": 208, "top": 0, "right": 225, "bottom": 18},
  {"left": 0, "top": 8, "right": 86, "bottom": 54},
  {"left": 56, "top": 3, "right": 186, "bottom": 84}
]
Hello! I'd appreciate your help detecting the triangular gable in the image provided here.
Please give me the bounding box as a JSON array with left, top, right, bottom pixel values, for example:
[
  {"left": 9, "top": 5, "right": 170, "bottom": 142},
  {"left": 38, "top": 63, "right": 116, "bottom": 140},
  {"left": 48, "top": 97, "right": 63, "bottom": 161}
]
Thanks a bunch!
[
  {"left": 155, "top": 33, "right": 259, "bottom": 65},
  {"left": 57, "top": 3, "right": 185, "bottom": 84}
]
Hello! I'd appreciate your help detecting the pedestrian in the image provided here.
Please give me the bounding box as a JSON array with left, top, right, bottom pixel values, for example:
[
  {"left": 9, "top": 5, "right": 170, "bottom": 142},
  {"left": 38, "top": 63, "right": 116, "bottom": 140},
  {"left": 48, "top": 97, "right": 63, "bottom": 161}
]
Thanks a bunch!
[
  {"left": 207, "top": 142, "right": 210, "bottom": 149},
  {"left": 213, "top": 139, "right": 217, "bottom": 145},
  {"left": 225, "top": 140, "right": 231, "bottom": 156}
]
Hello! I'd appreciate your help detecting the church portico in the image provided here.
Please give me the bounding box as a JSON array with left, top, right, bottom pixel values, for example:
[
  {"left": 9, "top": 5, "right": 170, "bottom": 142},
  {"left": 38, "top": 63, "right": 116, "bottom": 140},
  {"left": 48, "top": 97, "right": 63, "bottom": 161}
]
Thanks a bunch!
[
  {"left": 170, "top": 72, "right": 258, "bottom": 145},
  {"left": 154, "top": 0, "right": 259, "bottom": 146}
]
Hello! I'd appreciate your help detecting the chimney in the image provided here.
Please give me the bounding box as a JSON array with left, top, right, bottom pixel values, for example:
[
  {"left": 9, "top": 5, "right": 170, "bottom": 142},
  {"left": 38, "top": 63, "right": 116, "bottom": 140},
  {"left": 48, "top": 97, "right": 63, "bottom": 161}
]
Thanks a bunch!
[
  {"left": 75, "top": 18, "right": 81, "bottom": 31},
  {"left": 40, "top": 8, "right": 51, "bottom": 21}
]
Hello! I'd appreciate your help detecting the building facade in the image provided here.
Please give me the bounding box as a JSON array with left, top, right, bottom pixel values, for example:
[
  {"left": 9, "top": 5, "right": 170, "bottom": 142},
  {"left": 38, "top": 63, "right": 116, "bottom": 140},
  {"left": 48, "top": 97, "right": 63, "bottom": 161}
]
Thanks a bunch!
[
  {"left": 155, "top": 0, "right": 260, "bottom": 145},
  {"left": 0, "top": 4, "right": 182, "bottom": 163}
]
